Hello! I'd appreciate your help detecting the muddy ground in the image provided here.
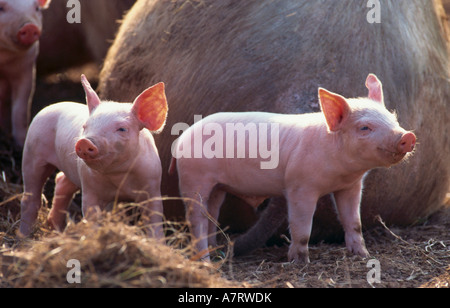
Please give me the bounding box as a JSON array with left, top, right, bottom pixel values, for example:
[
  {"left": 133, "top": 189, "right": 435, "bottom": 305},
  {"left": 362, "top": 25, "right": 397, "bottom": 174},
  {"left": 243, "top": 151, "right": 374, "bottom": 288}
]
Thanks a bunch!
[{"left": 0, "top": 66, "right": 449, "bottom": 288}]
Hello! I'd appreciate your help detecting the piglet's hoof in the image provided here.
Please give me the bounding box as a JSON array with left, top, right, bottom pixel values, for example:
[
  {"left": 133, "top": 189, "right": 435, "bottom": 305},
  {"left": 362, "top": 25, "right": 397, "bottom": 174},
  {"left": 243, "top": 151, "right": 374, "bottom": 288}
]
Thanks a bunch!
[{"left": 288, "top": 244, "right": 310, "bottom": 264}]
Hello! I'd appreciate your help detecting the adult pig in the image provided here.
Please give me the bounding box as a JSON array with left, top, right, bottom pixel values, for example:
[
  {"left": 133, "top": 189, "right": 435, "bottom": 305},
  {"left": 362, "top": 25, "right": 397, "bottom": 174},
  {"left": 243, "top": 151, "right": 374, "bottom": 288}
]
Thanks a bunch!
[
  {"left": 19, "top": 75, "right": 167, "bottom": 237},
  {"left": 0, "top": 0, "right": 51, "bottom": 146},
  {"left": 173, "top": 74, "right": 416, "bottom": 262},
  {"left": 99, "top": 0, "right": 450, "bottom": 242}
]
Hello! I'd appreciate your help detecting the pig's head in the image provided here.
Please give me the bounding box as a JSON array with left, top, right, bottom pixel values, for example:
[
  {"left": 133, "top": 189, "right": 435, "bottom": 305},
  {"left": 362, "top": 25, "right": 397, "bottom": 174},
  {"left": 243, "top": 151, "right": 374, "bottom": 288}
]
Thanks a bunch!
[
  {"left": 0, "top": 0, "right": 51, "bottom": 52},
  {"left": 318, "top": 74, "right": 416, "bottom": 169},
  {"left": 75, "top": 75, "right": 168, "bottom": 171}
]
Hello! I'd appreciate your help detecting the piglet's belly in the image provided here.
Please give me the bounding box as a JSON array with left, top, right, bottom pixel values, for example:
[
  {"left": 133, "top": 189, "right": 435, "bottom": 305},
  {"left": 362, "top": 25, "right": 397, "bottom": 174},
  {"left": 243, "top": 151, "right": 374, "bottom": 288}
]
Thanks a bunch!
[{"left": 216, "top": 173, "right": 284, "bottom": 206}]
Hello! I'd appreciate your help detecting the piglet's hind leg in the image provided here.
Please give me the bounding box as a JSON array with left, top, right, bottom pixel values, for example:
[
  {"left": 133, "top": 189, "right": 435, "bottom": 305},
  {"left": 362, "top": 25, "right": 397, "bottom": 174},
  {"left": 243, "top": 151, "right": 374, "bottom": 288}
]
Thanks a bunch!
[{"left": 19, "top": 163, "right": 56, "bottom": 237}]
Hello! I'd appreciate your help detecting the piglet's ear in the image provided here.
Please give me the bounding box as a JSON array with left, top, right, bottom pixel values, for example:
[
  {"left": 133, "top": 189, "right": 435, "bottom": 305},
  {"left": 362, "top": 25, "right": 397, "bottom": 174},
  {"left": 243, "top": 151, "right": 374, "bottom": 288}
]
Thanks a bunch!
[
  {"left": 365, "top": 73, "right": 384, "bottom": 105},
  {"left": 38, "top": 0, "right": 51, "bottom": 9},
  {"left": 132, "top": 82, "right": 168, "bottom": 132},
  {"left": 318, "top": 88, "right": 351, "bottom": 132},
  {"left": 81, "top": 74, "right": 101, "bottom": 114}
]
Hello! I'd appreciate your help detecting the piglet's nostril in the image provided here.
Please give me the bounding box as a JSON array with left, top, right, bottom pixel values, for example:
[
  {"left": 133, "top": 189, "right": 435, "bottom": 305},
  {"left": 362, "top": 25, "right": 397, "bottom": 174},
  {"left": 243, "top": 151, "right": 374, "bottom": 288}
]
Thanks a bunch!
[
  {"left": 75, "top": 138, "right": 99, "bottom": 160},
  {"left": 397, "top": 132, "right": 416, "bottom": 154}
]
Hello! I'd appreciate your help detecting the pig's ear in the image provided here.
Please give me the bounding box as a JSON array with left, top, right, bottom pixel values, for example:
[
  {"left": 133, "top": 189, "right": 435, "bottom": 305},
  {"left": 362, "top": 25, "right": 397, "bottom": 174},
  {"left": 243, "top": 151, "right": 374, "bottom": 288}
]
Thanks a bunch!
[
  {"left": 81, "top": 74, "right": 101, "bottom": 113},
  {"left": 132, "top": 82, "right": 168, "bottom": 132},
  {"left": 365, "top": 74, "right": 384, "bottom": 105},
  {"left": 318, "top": 88, "right": 351, "bottom": 132},
  {"left": 38, "top": 0, "right": 51, "bottom": 9}
]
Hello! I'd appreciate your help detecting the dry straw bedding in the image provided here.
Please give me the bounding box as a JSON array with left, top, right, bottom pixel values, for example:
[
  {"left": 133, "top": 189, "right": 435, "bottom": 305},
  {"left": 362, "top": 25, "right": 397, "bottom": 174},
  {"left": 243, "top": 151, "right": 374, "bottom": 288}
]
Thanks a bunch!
[
  {"left": 1, "top": 208, "right": 236, "bottom": 288},
  {"left": 0, "top": 192, "right": 449, "bottom": 288}
]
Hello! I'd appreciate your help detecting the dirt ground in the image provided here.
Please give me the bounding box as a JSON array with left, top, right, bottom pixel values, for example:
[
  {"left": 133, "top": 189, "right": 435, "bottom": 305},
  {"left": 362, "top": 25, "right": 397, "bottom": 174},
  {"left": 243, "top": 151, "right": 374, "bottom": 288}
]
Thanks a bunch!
[
  {"left": 223, "top": 205, "right": 450, "bottom": 288},
  {"left": 0, "top": 67, "right": 449, "bottom": 288}
]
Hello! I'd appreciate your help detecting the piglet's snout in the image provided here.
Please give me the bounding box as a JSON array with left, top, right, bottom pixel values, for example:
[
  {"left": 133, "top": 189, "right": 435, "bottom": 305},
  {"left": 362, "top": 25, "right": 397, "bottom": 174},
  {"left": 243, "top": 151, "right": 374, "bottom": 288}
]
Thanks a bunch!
[
  {"left": 397, "top": 132, "right": 416, "bottom": 154},
  {"left": 17, "top": 23, "right": 41, "bottom": 47},
  {"left": 76, "top": 138, "right": 99, "bottom": 160}
]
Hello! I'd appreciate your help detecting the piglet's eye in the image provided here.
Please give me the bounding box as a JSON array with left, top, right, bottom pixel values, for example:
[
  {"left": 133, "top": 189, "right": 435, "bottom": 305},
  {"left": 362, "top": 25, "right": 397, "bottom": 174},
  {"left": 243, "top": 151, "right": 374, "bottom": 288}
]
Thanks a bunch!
[
  {"left": 117, "top": 127, "right": 127, "bottom": 132},
  {"left": 360, "top": 126, "right": 371, "bottom": 131}
]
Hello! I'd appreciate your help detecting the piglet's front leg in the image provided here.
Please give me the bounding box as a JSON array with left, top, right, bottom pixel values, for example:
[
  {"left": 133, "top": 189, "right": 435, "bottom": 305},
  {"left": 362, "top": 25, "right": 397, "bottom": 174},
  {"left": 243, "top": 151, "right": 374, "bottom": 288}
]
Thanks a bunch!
[
  {"left": 334, "top": 182, "right": 369, "bottom": 258},
  {"left": 81, "top": 191, "right": 104, "bottom": 220},
  {"left": 136, "top": 192, "right": 165, "bottom": 240},
  {"left": 10, "top": 66, "right": 35, "bottom": 147}
]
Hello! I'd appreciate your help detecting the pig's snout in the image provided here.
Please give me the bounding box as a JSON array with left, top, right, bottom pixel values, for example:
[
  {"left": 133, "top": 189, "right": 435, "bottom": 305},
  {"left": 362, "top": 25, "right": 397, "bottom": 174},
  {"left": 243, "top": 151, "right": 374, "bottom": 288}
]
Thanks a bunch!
[
  {"left": 17, "top": 24, "right": 41, "bottom": 47},
  {"left": 397, "top": 132, "right": 416, "bottom": 154},
  {"left": 76, "top": 138, "right": 99, "bottom": 161}
]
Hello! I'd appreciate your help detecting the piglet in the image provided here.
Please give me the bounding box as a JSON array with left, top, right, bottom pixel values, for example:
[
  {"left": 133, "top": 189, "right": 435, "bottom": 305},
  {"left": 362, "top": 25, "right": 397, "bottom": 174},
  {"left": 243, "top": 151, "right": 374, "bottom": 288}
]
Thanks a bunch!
[
  {"left": 172, "top": 74, "right": 416, "bottom": 262},
  {"left": 0, "top": 0, "right": 51, "bottom": 146},
  {"left": 19, "top": 75, "right": 168, "bottom": 238}
]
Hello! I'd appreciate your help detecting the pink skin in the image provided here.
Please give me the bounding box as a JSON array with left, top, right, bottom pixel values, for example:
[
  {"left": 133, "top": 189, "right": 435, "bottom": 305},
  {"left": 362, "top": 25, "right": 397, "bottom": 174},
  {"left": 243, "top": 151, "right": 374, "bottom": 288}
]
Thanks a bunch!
[
  {"left": 0, "top": 0, "right": 51, "bottom": 147},
  {"left": 173, "top": 74, "right": 416, "bottom": 263},
  {"left": 75, "top": 138, "right": 99, "bottom": 161},
  {"left": 19, "top": 75, "right": 168, "bottom": 238},
  {"left": 17, "top": 23, "right": 41, "bottom": 47}
]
